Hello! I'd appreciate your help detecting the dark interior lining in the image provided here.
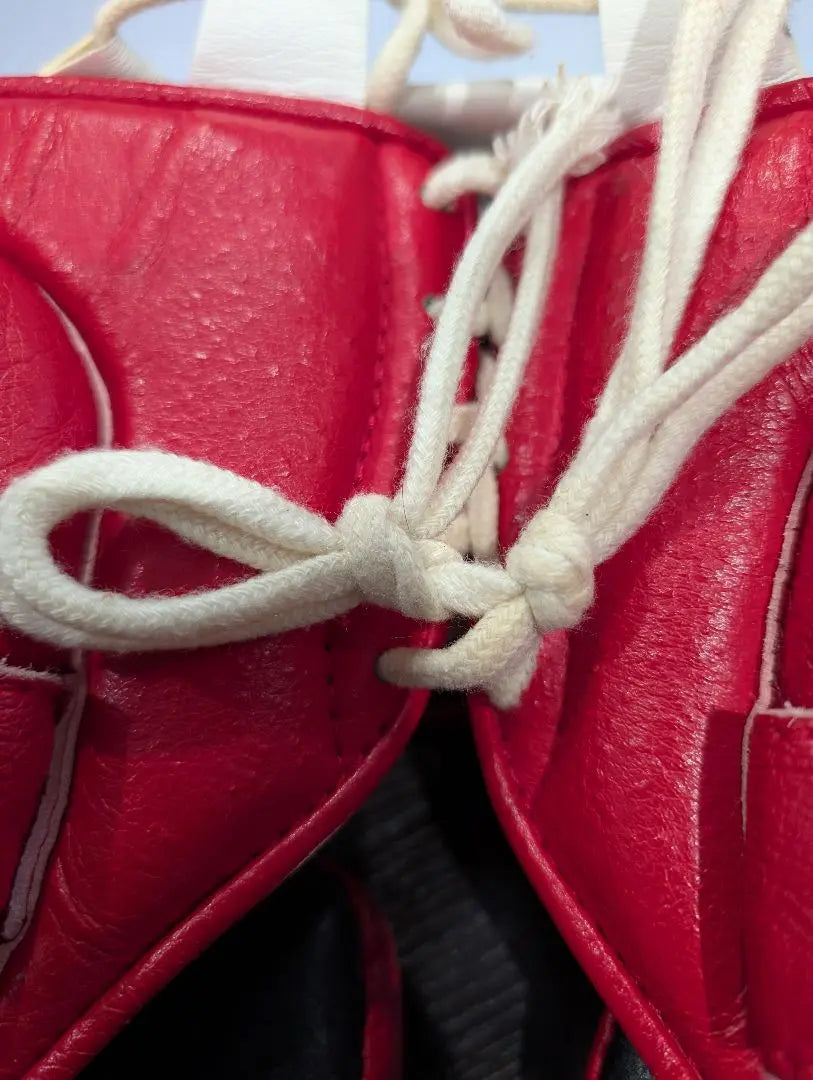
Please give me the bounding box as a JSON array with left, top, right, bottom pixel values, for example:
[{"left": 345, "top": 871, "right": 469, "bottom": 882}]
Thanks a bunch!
[
  {"left": 80, "top": 864, "right": 365, "bottom": 1080},
  {"left": 336, "top": 695, "right": 603, "bottom": 1080},
  {"left": 603, "top": 1030, "right": 654, "bottom": 1080},
  {"left": 78, "top": 695, "right": 654, "bottom": 1080}
]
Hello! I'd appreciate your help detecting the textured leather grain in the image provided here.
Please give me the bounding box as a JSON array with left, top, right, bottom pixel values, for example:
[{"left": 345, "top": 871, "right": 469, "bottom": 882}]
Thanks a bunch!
[
  {"left": 0, "top": 77, "right": 469, "bottom": 1080},
  {"left": 473, "top": 78, "right": 813, "bottom": 1080},
  {"left": 745, "top": 712, "right": 813, "bottom": 1080}
]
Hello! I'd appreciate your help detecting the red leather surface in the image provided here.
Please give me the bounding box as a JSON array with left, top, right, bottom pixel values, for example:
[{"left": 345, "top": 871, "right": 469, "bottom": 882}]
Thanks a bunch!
[
  {"left": 743, "top": 466, "right": 813, "bottom": 1080},
  {"left": 339, "top": 869, "right": 403, "bottom": 1080},
  {"left": 746, "top": 712, "right": 813, "bottom": 1080},
  {"left": 584, "top": 1013, "right": 615, "bottom": 1080},
  {"left": 0, "top": 262, "right": 99, "bottom": 944},
  {"left": 0, "top": 78, "right": 469, "bottom": 1079},
  {"left": 780, "top": 471, "right": 813, "bottom": 706},
  {"left": 0, "top": 258, "right": 97, "bottom": 671},
  {"left": 473, "top": 79, "right": 813, "bottom": 1080},
  {"left": 0, "top": 679, "right": 61, "bottom": 918}
]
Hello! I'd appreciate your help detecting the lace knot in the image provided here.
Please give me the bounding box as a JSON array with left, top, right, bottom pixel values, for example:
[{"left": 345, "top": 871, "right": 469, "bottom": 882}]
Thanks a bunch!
[
  {"left": 506, "top": 510, "right": 595, "bottom": 632},
  {"left": 336, "top": 493, "right": 453, "bottom": 622}
]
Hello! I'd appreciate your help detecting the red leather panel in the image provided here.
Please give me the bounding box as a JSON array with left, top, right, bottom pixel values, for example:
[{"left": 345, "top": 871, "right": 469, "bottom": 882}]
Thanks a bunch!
[
  {"left": 340, "top": 869, "right": 403, "bottom": 1080},
  {"left": 473, "top": 79, "right": 813, "bottom": 1080},
  {"left": 0, "top": 679, "right": 61, "bottom": 918},
  {"left": 744, "top": 465, "right": 813, "bottom": 1080},
  {"left": 0, "top": 260, "right": 99, "bottom": 936},
  {"left": 746, "top": 712, "right": 813, "bottom": 1080},
  {"left": 0, "top": 78, "right": 469, "bottom": 1078},
  {"left": 780, "top": 474, "right": 813, "bottom": 705},
  {"left": 584, "top": 1013, "right": 616, "bottom": 1080}
]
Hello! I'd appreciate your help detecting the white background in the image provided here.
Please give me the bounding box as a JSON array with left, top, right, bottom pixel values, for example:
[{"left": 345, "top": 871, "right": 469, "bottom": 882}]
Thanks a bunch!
[{"left": 0, "top": 1, "right": 810, "bottom": 83}]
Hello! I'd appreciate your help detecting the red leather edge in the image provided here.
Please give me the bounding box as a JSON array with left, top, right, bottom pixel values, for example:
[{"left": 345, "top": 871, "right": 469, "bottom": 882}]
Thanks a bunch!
[
  {"left": 470, "top": 76, "right": 813, "bottom": 1080},
  {"left": 23, "top": 686, "right": 428, "bottom": 1080},
  {"left": 597, "top": 74, "right": 813, "bottom": 167},
  {"left": 0, "top": 74, "right": 470, "bottom": 1078},
  {"left": 337, "top": 871, "right": 403, "bottom": 1080},
  {"left": 585, "top": 1013, "right": 616, "bottom": 1080},
  {"left": 0, "top": 76, "right": 451, "bottom": 163},
  {"left": 745, "top": 710, "right": 813, "bottom": 1080},
  {"left": 472, "top": 705, "right": 701, "bottom": 1080}
]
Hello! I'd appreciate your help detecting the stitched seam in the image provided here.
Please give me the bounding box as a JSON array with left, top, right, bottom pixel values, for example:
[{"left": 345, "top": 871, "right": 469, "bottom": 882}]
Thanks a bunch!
[
  {"left": 4, "top": 74, "right": 808, "bottom": 167},
  {"left": 492, "top": 163, "right": 696, "bottom": 1060},
  {"left": 0, "top": 81, "right": 449, "bottom": 164},
  {"left": 353, "top": 148, "right": 390, "bottom": 490},
  {"left": 587, "top": 84, "right": 813, "bottom": 175},
  {"left": 353, "top": 321, "right": 387, "bottom": 486},
  {"left": 495, "top": 711, "right": 706, "bottom": 1080},
  {"left": 330, "top": 143, "right": 395, "bottom": 781},
  {"left": 272, "top": 148, "right": 394, "bottom": 824},
  {"left": 319, "top": 135, "right": 397, "bottom": 796},
  {"left": 5, "top": 78, "right": 431, "bottom": 1074}
]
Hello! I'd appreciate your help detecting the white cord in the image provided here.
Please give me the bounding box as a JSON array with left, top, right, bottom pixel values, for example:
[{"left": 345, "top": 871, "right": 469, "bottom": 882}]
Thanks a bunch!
[
  {"left": 5, "top": 0, "right": 807, "bottom": 708},
  {"left": 369, "top": 0, "right": 597, "bottom": 111},
  {"left": 433, "top": 265, "right": 513, "bottom": 562}
]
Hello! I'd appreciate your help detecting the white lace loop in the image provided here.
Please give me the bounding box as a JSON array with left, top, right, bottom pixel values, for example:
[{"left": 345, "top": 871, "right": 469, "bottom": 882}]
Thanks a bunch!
[
  {"left": 0, "top": 445, "right": 589, "bottom": 705},
  {"left": 437, "top": 0, "right": 534, "bottom": 57},
  {"left": 3, "top": 0, "right": 808, "bottom": 708}
]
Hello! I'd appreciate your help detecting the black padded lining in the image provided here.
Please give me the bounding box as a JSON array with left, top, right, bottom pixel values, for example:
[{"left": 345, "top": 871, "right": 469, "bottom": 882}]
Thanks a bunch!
[
  {"left": 601, "top": 1030, "right": 654, "bottom": 1080},
  {"left": 335, "top": 695, "right": 603, "bottom": 1080},
  {"left": 79, "top": 864, "right": 365, "bottom": 1080}
]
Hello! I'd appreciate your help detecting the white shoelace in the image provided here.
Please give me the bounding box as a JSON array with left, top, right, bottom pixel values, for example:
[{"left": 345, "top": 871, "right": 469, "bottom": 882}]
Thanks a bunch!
[
  {"left": 367, "top": 0, "right": 595, "bottom": 113},
  {"left": 2, "top": 0, "right": 809, "bottom": 708}
]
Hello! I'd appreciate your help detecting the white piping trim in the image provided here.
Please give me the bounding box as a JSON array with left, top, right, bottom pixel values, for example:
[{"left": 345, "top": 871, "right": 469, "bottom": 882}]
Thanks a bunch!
[
  {"left": 0, "top": 294, "right": 111, "bottom": 967},
  {"left": 741, "top": 451, "right": 813, "bottom": 832}
]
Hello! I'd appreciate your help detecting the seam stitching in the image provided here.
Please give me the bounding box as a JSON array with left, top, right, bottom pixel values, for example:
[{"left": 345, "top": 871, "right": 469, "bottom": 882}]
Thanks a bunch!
[
  {"left": 300, "top": 138, "right": 394, "bottom": 818},
  {"left": 353, "top": 151, "right": 390, "bottom": 491}
]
